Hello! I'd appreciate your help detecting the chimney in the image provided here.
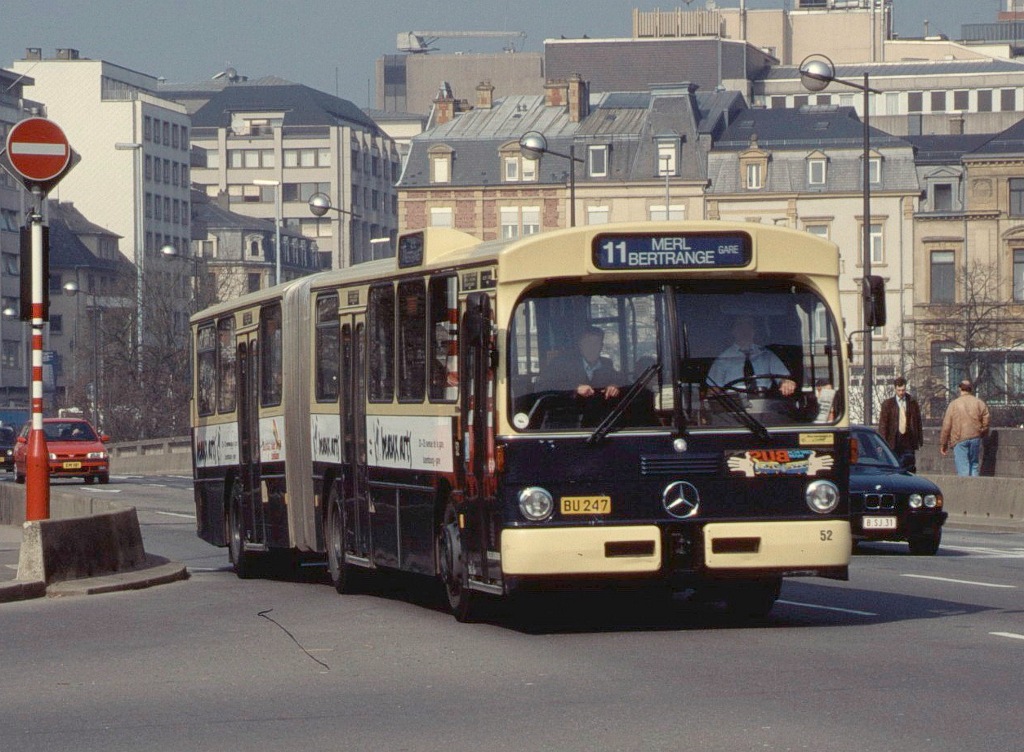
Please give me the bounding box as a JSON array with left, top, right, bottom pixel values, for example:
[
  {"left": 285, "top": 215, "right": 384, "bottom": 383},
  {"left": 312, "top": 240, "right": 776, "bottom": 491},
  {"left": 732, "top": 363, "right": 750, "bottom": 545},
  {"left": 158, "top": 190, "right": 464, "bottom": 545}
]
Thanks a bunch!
[
  {"left": 567, "top": 74, "right": 589, "bottom": 123},
  {"left": 24, "top": 48, "right": 42, "bottom": 61},
  {"left": 55, "top": 48, "right": 80, "bottom": 60},
  {"left": 476, "top": 80, "right": 495, "bottom": 109},
  {"left": 949, "top": 115, "right": 965, "bottom": 135},
  {"left": 433, "top": 82, "right": 456, "bottom": 125},
  {"left": 544, "top": 79, "right": 569, "bottom": 108}
]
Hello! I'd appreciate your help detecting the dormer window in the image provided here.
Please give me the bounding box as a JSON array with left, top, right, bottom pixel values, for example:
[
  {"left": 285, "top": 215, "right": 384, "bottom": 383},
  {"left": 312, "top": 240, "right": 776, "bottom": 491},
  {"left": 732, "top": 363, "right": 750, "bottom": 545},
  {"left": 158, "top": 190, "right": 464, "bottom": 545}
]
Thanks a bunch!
[
  {"left": 739, "top": 134, "right": 769, "bottom": 192},
  {"left": 865, "top": 150, "right": 883, "bottom": 185},
  {"left": 429, "top": 145, "right": 454, "bottom": 184},
  {"left": 656, "top": 138, "right": 679, "bottom": 177},
  {"left": 588, "top": 145, "right": 608, "bottom": 178},
  {"left": 806, "top": 151, "right": 827, "bottom": 186},
  {"left": 499, "top": 142, "right": 537, "bottom": 183}
]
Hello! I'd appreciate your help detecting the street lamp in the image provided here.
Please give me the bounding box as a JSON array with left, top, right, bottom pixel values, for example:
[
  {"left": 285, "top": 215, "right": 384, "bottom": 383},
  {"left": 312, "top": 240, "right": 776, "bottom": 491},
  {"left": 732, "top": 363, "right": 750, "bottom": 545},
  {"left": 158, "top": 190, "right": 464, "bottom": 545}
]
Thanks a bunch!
[
  {"left": 519, "top": 130, "right": 584, "bottom": 227},
  {"left": 114, "top": 141, "right": 143, "bottom": 373},
  {"left": 253, "top": 179, "right": 282, "bottom": 285},
  {"left": 799, "top": 54, "right": 882, "bottom": 424},
  {"left": 61, "top": 281, "right": 103, "bottom": 427},
  {"left": 160, "top": 243, "right": 201, "bottom": 310},
  {"left": 660, "top": 153, "right": 672, "bottom": 220},
  {"left": 308, "top": 192, "right": 360, "bottom": 266}
]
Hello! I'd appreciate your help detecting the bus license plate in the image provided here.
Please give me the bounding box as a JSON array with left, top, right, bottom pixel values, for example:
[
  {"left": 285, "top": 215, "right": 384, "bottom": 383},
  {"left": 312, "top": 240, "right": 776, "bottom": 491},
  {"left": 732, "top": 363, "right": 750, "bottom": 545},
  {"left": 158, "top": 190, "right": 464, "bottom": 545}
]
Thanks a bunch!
[
  {"left": 863, "top": 516, "right": 896, "bottom": 530},
  {"left": 63, "top": 461, "right": 82, "bottom": 470},
  {"left": 561, "top": 496, "right": 611, "bottom": 515}
]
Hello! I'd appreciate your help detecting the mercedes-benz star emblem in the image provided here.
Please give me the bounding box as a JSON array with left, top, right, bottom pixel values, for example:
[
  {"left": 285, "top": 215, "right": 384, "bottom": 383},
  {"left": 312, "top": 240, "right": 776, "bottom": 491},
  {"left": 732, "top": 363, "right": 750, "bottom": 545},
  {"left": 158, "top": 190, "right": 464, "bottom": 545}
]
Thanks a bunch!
[{"left": 663, "top": 481, "right": 700, "bottom": 519}]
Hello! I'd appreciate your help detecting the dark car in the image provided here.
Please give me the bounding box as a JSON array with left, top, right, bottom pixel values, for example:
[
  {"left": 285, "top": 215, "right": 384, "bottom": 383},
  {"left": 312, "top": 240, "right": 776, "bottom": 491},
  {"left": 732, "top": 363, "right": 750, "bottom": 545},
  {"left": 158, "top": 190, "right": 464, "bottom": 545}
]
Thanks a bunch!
[
  {"left": 0, "top": 425, "right": 16, "bottom": 471},
  {"left": 850, "top": 425, "right": 946, "bottom": 555},
  {"left": 13, "top": 418, "right": 110, "bottom": 484}
]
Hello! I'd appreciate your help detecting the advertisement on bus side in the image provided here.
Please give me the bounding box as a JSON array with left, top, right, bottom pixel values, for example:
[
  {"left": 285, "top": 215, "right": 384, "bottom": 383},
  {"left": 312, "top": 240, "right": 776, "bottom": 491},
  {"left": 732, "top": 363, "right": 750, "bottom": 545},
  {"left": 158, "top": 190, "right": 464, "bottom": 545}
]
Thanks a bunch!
[
  {"left": 194, "top": 423, "right": 240, "bottom": 469},
  {"left": 310, "top": 413, "right": 342, "bottom": 463},
  {"left": 259, "top": 417, "right": 285, "bottom": 463},
  {"left": 366, "top": 414, "right": 454, "bottom": 473}
]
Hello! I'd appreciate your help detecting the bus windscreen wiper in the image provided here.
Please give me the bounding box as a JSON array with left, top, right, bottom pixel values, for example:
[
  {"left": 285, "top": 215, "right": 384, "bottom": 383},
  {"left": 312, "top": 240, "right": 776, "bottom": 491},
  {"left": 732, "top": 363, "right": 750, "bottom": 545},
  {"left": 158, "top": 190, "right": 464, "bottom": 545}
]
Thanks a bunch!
[
  {"left": 587, "top": 362, "right": 661, "bottom": 445},
  {"left": 704, "top": 375, "right": 770, "bottom": 443}
]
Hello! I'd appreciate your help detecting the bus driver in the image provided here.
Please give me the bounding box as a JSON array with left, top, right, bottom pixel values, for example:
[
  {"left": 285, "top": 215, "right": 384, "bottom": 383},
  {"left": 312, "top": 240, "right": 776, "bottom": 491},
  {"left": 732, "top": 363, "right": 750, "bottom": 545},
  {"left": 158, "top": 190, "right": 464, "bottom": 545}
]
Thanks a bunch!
[{"left": 707, "top": 314, "right": 796, "bottom": 396}]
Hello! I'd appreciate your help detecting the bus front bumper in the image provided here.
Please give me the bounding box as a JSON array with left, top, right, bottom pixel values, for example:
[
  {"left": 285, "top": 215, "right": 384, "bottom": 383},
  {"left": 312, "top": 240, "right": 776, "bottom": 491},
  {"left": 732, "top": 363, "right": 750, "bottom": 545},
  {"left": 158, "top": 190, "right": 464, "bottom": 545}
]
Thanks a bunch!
[{"left": 500, "top": 520, "right": 851, "bottom": 577}]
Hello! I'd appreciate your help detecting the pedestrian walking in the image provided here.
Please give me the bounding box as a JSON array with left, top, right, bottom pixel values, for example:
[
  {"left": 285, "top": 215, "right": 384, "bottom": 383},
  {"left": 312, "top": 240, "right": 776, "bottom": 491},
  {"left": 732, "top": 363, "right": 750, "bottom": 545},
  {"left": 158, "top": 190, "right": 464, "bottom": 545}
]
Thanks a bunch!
[
  {"left": 878, "top": 376, "right": 923, "bottom": 472},
  {"left": 939, "top": 379, "right": 990, "bottom": 476}
]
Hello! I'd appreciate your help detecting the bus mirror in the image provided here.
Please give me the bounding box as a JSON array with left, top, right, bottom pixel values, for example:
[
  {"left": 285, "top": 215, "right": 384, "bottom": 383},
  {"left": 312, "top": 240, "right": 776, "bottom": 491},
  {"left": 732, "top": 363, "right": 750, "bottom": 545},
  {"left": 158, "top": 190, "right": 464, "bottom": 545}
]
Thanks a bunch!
[{"left": 862, "top": 275, "right": 886, "bottom": 328}]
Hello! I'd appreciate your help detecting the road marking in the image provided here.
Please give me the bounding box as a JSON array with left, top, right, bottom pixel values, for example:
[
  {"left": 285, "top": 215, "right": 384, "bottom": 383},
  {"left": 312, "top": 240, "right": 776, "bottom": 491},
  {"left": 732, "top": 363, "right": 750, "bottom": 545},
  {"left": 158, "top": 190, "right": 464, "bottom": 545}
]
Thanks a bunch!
[
  {"left": 940, "top": 545, "right": 1024, "bottom": 559},
  {"left": 777, "top": 599, "right": 877, "bottom": 617},
  {"left": 990, "top": 632, "right": 1024, "bottom": 642},
  {"left": 902, "top": 574, "right": 1016, "bottom": 589},
  {"left": 151, "top": 510, "right": 196, "bottom": 520}
]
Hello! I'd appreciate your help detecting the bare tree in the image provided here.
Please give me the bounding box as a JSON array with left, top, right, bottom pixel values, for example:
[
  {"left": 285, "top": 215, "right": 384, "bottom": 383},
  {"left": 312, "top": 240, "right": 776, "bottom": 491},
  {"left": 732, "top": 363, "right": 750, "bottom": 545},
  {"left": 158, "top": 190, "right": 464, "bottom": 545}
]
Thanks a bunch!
[{"left": 913, "top": 259, "right": 1024, "bottom": 425}]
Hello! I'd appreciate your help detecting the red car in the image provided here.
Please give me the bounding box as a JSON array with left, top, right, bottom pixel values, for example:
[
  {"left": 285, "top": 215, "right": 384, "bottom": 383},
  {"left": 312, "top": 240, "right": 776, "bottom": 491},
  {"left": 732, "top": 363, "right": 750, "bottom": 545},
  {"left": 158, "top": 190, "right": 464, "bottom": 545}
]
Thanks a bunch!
[{"left": 14, "top": 418, "right": 110, "bottom": 485}]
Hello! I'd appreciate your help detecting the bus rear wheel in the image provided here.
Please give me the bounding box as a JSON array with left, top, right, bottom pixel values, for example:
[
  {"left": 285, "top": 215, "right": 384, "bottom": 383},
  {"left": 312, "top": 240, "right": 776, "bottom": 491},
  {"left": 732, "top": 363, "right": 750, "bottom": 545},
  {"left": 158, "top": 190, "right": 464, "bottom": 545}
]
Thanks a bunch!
[
  {"left": 228, "top": 483, "right": 258, "bottom": 579},
  {"left": 438, "top": 502, "right": 478, "bottom": 622},
  {"left": 327, "top": 491, "right": 362, "bottom": 594}
]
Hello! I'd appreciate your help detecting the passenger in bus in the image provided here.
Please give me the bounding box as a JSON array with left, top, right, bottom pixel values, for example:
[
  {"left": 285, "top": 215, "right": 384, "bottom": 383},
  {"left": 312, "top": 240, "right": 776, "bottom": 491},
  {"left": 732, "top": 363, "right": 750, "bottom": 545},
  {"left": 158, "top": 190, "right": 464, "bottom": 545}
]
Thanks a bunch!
[
  {"left": 707, "top": 314, "right": 796, "bottom": 396},
  {"left": 538, "top": 325, "right": 621, "bottom": 400}
]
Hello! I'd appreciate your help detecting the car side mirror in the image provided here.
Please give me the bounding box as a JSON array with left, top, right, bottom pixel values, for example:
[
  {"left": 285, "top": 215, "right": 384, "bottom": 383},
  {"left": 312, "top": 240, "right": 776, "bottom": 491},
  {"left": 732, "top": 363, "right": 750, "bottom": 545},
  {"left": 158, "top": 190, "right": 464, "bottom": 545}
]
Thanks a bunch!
[
  {"left": 16, "top": 435, "right": 27, "bottom": 444},
  {"left": 100, "top": 434, "right": 110, "bottom": 443}
]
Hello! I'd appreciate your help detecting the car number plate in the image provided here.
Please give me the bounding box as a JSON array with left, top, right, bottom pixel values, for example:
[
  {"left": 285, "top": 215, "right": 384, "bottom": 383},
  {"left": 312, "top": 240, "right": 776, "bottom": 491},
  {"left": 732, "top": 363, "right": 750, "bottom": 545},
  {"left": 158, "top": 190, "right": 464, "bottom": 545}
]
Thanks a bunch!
[
  {"left": 863, "top": 516, "right": 896, "bottom": 530},
  {"left": 560, "top": 496, "right": 611, "bottom": 515},
  {"left": 63, "top": 461, "right": 82, "bottom": 470}
]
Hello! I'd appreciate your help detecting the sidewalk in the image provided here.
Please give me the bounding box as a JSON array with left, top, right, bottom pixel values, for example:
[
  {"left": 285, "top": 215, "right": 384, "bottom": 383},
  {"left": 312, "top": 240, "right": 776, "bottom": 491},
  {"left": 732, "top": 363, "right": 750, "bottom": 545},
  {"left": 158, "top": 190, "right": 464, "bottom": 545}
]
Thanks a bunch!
[{"left": 0, "top": 522, "right": 187, "bottom": 603}]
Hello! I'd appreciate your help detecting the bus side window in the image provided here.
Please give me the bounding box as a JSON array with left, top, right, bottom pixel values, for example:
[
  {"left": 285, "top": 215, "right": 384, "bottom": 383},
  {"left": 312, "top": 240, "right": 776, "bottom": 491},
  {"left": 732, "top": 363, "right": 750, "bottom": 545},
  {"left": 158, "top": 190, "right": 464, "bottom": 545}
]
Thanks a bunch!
[
  {"left": 217, "top": 317, "right": 236, "bottom": 413},
  {"left": 428, "top": 275, "right": 458, "bottom": 402},
  {"left": 397, "top": 280, "right": 426, "bottom": 402},
  {"left": 260, "top": 303, "right": 283, "bottom": 407},
  {"left": 196, "top": 323, "right": 216, "bottom": 417},
  {"left": 315, "top": 293, "right": 340, "bottom": 402},
  {"left": 368, "top": 284, "right": 395, "bottom": 402}
]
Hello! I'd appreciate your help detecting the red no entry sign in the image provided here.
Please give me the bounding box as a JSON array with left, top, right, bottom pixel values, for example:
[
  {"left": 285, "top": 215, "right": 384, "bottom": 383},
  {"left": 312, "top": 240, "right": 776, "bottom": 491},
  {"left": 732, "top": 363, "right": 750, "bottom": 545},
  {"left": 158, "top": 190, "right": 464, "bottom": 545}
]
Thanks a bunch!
[{"left": 6, "top": 117, "right": 71, "bottom": 184}]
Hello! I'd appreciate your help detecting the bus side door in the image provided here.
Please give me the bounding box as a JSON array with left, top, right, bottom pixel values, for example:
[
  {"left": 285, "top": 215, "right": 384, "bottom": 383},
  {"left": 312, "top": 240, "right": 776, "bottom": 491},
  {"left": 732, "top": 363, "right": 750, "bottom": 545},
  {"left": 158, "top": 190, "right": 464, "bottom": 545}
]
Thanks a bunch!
[
  {"left": 340, "top": 315, "right": 372, "bottom": 564},
  {"left": 236, "top": 333, "right": 266, "bottom": 549}
]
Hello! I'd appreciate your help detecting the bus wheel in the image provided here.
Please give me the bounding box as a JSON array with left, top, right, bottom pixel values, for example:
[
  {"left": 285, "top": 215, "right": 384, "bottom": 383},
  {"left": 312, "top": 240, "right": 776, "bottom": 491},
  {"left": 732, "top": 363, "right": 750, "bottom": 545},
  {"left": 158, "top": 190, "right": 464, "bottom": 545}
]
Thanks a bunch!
[
  {"left": 438, "top": 502, "right": 478, "bottom": 622},
  {"left": 722, "top": 577, "right": 781, "bottom": 619},
  {"left": 228, "top": 483, "right": 258, "bottom": 579},
  {"left": 327, "top": 493, "right": 361, "bottom": 594}
]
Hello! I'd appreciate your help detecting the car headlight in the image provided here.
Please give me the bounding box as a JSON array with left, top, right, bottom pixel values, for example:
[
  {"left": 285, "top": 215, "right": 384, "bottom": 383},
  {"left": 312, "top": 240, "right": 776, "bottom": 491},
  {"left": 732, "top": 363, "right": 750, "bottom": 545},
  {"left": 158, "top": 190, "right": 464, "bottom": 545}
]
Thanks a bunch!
[
  {"left": 518, "top": 486, "right": 554, "bottom": 521},
  {"left": 48, "top": 452, "right": 57, "bottom": 460},
  {"left": 924, "top": 494, "right": 938, "bottom": 508},
  {"left": 909, "top": 494, "right": 923, "bottom": 509},
  {"left": 806, "top": 480, "right": 839, "bottom": 514},
  {"left": 87, "top": 451, "right": 107, "bottom": 460}
]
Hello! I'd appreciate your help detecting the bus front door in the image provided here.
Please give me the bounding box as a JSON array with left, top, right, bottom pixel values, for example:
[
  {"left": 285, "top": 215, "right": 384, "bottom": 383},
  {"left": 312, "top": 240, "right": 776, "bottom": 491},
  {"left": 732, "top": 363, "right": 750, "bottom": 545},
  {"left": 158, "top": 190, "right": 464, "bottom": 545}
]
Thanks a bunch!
[
  {"left": 341, "top": 316, "right": 371, "bottom": 564},
  {"left": 231, "top": 335, "right": 266, "bottom": 566}
]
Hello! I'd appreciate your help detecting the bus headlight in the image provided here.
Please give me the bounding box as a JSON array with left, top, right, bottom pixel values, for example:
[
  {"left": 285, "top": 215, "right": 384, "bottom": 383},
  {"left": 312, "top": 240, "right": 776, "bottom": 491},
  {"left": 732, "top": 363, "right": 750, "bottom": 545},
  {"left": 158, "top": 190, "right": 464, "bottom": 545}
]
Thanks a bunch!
[
  {"left": 909, "top": 494, "right": 923, "bottom": 509},
  {"left": 806, "top": 480, "right": 840, "bottom": 514},
  {"left": 518, "top": 487, "right": 554, "bottom": 521}
]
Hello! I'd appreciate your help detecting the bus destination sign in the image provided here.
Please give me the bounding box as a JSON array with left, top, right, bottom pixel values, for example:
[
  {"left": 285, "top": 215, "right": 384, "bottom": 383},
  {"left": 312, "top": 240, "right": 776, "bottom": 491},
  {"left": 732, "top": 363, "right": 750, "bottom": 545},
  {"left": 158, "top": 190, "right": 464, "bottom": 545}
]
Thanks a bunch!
[{"left": 592, "top": 232, "right": 751, "bottom": 270}]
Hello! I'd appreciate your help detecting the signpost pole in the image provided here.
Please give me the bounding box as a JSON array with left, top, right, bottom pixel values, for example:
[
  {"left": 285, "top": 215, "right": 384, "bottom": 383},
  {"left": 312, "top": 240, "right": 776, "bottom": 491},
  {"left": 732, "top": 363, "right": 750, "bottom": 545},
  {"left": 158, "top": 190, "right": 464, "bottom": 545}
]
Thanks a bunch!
[
  {"left": 5, "top": 116, "right": 75, "bottom": 522},
  {"left": 25, "top": 189, "right": 48, "bottom": 521}
]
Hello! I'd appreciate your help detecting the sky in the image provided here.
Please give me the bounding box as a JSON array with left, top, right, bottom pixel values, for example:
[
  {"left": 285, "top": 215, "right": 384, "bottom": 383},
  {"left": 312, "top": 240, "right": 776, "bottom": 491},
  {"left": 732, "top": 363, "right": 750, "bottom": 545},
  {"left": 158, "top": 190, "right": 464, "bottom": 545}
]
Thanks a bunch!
[{"left": 0, "top": 0, "right": 1004, "bottom": 108}]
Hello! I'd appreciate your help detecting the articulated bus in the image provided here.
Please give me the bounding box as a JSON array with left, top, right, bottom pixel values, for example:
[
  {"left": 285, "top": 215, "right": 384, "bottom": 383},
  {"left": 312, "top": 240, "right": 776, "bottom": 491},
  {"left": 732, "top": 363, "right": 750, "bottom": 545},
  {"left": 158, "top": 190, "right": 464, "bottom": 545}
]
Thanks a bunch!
[{"left": 191, "top": 221, "right": 856, "bottom": 621}]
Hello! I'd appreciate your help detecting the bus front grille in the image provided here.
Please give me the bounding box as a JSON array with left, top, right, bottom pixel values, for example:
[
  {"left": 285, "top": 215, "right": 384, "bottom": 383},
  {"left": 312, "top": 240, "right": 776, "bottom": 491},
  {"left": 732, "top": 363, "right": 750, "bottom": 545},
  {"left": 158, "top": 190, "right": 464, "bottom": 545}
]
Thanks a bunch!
[{"left": 640, "top": 454, "right": 721, "bottom": 477}]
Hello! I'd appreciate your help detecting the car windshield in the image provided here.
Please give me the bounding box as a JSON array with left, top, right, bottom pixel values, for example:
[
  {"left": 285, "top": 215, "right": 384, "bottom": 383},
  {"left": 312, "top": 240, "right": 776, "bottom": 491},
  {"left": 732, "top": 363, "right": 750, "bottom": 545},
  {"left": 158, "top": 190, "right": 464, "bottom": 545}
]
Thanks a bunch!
[
  {"left": 507, "top": 279, "right": 844, "bottom": 433},
  {"left": 43, "top": 422, "right": 98, "bottom": 442},
  {"left": 853, "top": 430, "right": 900, "bottom": 468}
]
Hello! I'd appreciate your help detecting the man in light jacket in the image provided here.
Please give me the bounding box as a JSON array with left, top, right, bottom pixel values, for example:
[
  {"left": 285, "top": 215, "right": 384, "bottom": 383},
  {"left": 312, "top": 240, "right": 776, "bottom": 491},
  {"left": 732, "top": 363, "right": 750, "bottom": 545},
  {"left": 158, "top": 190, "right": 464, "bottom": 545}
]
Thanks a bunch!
[{"left": 939, "top": 380, "right": 990, "bottom": 476}]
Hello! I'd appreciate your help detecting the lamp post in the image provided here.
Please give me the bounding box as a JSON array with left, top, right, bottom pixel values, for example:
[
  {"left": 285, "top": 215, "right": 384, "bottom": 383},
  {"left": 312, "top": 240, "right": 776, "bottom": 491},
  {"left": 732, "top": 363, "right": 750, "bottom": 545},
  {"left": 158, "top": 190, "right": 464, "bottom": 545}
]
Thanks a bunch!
[
  {"left": 253, "top": 179, "right": 282, "bottom": 285},
  {"left": 308, "top": 192, "right": 361, "bottom": 265},
  {"left": 800, "top": 54, "right": 882, "bottom": 424},
  {"left": 161, "top": 243, "right": 203, "bottom": 311},
  {"left": 519, "top": 130, "right": 584, "bottom": 228},
  {"left": 660, "top": 153, "right": 672, "bottom": 220},
  {"left": 60, "top": 281, "right": 103, "bottom": 427},
  {"left": 114, "top": 141, "right": 144, "bottom": 373}
]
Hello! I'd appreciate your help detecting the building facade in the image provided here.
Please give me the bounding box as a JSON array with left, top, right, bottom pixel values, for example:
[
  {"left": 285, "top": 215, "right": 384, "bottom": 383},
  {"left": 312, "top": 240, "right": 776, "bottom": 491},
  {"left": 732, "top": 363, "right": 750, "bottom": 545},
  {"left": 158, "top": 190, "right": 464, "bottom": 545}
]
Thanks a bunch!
[{"left": 186, "top": 83, "right": 400, "bottom": 269}]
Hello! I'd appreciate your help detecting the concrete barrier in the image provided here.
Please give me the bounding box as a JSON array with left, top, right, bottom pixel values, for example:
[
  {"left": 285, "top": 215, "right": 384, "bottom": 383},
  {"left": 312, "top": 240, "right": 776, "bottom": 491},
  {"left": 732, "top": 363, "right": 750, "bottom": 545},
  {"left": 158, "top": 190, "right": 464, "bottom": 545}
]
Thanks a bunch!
[
  {"left": 108, "top": 436, "right": 192, "bottom": 476},
  {"left": 17, "top": 507, "right": 146, "bottom": 584},
  {"left": 922, "top": 474, "right": 1024, "bottom": 531}
]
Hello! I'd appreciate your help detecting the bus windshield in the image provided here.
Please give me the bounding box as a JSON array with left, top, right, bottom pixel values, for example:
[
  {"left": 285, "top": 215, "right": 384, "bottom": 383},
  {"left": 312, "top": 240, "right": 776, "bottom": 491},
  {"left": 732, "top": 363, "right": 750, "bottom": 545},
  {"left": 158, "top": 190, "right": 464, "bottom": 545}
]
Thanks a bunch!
[{"left": 508, "top": 280, "right": 844, "bottom": 432}]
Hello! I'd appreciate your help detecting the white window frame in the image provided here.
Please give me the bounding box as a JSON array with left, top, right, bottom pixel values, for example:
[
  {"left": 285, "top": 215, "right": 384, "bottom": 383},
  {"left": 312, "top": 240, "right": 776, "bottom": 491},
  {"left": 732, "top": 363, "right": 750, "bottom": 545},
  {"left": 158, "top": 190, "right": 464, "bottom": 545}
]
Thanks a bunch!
[
  {"left": 503, "top": 156, "right": 520, "bottom": 182},
  {"left": 500, "top": 207, "right": 520, "bottom": 240},
  {"left": 521, "top": 206, "right": 540, "bottom": 236},
  {"left": 431, "top": 156, "right": 450, "bottom": 184},
  {"left": 588, "top": 145, "right": 608, "bottom": 178},
  {"left": 587, "top": 206, "right": 610, "bottom": 225},
  {"left": 657, "top": 143, "right": 677, "bottom": 177},
  {"left": 429, "top": 207, "right": 453, "bottom": 227},
  {"left": 746, "top": 163, "right": 762, "bottom": 190},
  {"left": 808, "top": 158, "right": 826, "bottom": 186},
  {"left": 649, "top": 205, "right": 685, "bottom": 221}
]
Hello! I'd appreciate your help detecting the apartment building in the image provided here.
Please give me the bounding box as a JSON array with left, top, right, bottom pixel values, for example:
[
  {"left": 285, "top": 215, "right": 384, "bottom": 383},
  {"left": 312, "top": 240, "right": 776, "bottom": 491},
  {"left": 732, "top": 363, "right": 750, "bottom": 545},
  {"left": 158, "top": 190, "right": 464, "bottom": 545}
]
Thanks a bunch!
[{"left": 185, "top": 83, "right": 400, "bottom": 269}]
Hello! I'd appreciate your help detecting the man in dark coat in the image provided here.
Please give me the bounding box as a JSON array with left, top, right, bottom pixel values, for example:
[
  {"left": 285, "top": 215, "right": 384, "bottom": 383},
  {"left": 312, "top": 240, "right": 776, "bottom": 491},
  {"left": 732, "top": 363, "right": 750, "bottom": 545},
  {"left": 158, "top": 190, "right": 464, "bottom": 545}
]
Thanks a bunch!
[{"left": 878, "top": 376, "right": 923, "bottom": 471}]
